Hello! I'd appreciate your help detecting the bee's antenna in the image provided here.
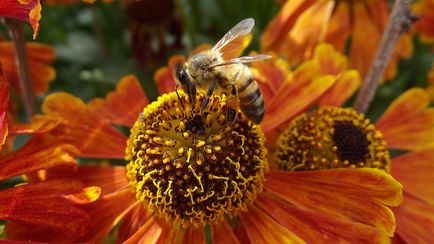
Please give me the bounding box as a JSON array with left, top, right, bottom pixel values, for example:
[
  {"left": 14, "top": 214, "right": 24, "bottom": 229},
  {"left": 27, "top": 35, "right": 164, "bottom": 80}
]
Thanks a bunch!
[{"left": 175, "top": 84, "right": 186, "bottom": 111}]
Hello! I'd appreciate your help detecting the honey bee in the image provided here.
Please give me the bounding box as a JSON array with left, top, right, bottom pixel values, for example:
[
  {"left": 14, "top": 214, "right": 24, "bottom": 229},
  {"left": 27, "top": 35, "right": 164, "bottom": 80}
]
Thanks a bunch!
[{"left": 173, "top": 18, "right": 270, "bottom": 124}]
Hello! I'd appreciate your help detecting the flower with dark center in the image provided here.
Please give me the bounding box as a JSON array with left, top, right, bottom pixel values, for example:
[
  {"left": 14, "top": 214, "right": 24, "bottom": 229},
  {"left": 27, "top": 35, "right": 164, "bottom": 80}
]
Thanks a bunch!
[
  {"left": 274, "top": 107, "right": 390, "bottom": 172},
  {"left": 125, "top": 92, "right": 268, "bottom": 227}
]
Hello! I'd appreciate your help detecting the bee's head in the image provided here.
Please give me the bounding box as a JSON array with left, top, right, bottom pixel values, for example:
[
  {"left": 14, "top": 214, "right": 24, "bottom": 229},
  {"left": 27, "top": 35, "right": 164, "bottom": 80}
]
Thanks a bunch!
[{"left": 173, "top": 62, "right": 196, "bottom": 102}]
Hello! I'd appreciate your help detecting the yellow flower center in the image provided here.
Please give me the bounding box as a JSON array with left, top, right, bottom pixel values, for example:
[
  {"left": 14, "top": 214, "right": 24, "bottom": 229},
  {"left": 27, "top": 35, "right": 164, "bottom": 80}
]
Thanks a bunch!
[
  {"left": 274, "top": 107, "right": 390, "bottom": 172},
  {"left": 125, "top": 92, "right": 268, "bottom": 227}
]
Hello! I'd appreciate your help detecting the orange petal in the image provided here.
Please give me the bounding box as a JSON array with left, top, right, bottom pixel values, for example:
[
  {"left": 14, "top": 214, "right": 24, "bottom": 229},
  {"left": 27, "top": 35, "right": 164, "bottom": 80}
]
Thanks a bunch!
[
  {"left": 0, "top": 0, "right": 41, "bottom": 39},
  {"left": 180, "top": 226, "right": 205, "bottom": 244},
  {"left": 89, "top": 75, "right": 149, "bottom": 127},
  {"left": 250, "top": 54, "right": 290, "bottom": 105},
  {"left": 412, "top": 0, "right": 434, "bottom": 43},
  {"left": 313, "top": 43, "right": 348, "bottom": 75},
  {"left": 211, "top": 220, "right": 241, "bottom": 244},
  {"left": 0, "top": 63, "right": 9, "bottom": 150},
  {"left": 0, "top": 179, "right": 90, "bottom": 238},
  {"left": 123, "top": 216, "right": 164, "bottom": 244},
  {"left": 325, "top": 2, "right": 351, "bottom": 51},
  {"left": 391, "top": 147, "right": 434, "bottom": 205},
  {"left": 394, "top": 193, "right": 434, "bottom": 243},
  {"left": 264, "top": 168, "right": 402, "bottom": 236},
  {"left": 41, "top": 92, "right": 128, "bottom": 158},
  {"left": 319, "top": 70, "right": 361, "bottom": 107},
  {"left": 64, "top": 186, "right": 101, "bottom": 204},
  {"left": 256, "top": 193, "right": 390, "bottom": 243},
  {"left": 261, "top": 0, "right": 316, "bottom": 52},
  {"left": 11, "top": 115, "right": 59, "bottom": 135},
  {"left": 0, "top": 42, "right": 56, "bottom": 95},
  {"left": 5, "top": 221, "right": 74, "bottom": 242},
  {"left": 288, "top": 1, "right": 334, "bottom": 61},
  {"left": 376, "top": 88, "right": 434, "bottom": 150},
  {"left": 261, "top": 61, "right": 335, "bottom": 132},
  {"left": 0, "top": 135, "right": 78, "bottom": 181},
  {"left": 117, "top": 204, "right": 149, "bottom": 242},
  {"left": 78, "top": 189, "right": 139, "bottom": 242},
  {"left": 239, "top": 204, "right": 304, "bottom": 243}
]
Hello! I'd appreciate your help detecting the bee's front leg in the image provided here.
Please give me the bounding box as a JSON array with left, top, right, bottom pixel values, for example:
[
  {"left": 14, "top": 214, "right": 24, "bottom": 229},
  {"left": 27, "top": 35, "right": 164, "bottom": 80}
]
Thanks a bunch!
[
  {"left": 226, "top": 83, "right": 239, "bottom": 124},
  {"left": 200, "top": 82, "right": 217, "bottom": 112}
]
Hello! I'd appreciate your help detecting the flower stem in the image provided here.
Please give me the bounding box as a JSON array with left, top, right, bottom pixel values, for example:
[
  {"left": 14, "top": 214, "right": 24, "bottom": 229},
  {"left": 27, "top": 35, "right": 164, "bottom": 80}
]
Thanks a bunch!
[
  {"left": 4, "top": 18, "right": 35, "bottom": 119},
  {"left": 353, "top": 0, "right": 417, "bottom": 113}
]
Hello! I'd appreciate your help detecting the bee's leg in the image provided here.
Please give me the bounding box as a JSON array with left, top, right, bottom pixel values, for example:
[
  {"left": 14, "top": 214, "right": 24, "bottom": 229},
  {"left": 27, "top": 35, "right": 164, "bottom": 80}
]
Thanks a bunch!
[
  {"left": 175, "top": 84, "right": 185, "bottom": 110},
  {"left": 226, "top": 83, "right": 238, "bottom": 124},
  {"left": 201, "top": 82, "right": 217, "bottom": 112}
]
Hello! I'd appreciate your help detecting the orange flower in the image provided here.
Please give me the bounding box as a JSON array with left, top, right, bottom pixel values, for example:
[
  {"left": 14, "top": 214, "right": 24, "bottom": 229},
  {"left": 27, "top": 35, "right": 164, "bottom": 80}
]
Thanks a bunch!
[
  {"left": 0, "top": 0, "right": 42, "bottom": 39},
  {"left": 43, "top": 0, "right": 112, "bottom": 5},
  {"left": 7, "top": 43, "right": 404, "bottom": 242},
  {"left": 412, "top": 0, "right": 434, "bottom": 43},
  {"left": 261, "top": 0, "right": 413, "bottom": 80},
  {"left": 0, "top": 41, "right": 56, "bottom": 96},
  {"left": 259, "top": 44, "right": 434, "bottom": 243},
  {"left": 0, "top": 64, "right": 101, "bottom": 241}
]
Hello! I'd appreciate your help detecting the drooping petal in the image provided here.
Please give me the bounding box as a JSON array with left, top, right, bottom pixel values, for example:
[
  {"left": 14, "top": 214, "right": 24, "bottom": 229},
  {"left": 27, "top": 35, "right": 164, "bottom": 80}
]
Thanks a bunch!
[
  {"left": 0, "top": 63, "right": 9, "bottom": 151},
  {"left": 0, "top": 179, "right": 91, "bottom": 238},
  {"left": 78, "top": 189, "right": 139, "bottom": 242},
  {"left": 391, "top": 147, "right": 434, "bottom": 205},
  {"left": 264, "top": 168, "right": 402, "bottom": 236},
  {"left": 181, "top": 226, "right": 205, "bottom": 244},
  {"left": 11, "top": 115, "right": 59, "bottom": 135},
  {"left": 394, "top": 193, "right": 434, "bottom": 243},
  {"left": 40, "top": 92, "right": 128, "bottom": 158},
  {"left": 211, "top": 221, "right": 241, "bottom": 244},
  {"left": 117, "top": 204, "right": 149, "bottom": 242},
  {"left": 0, "top": 42, "right": 56, "bottom": 95},
  {"left": 313, "top": 43, "right": 348, "bottom": 75},
  {"left": 0, "top": 135, "right": 77, "bottom": 181},
  {"left": 155, "top": 55, "right": 184, "bottom": 94},
  {"left": 239, "top": 204, "right": 304, "bottom": 243},
  {"left": 376, "top": 88, "right": 434, "bottom": 150},
  {"left": 256, "top": 194, "right": 390, "bottom": 243},
  {"left": 0, "top": 0, "right": 41, "bottom": 39},
  {"left": 261, "top": 60, "right": 335, "bottom": 132},
  {"left": 319, "top": 70, "right": 361, "bottom": 107},
  {"left": 89, "top": 75, "right": 149, "bottom": 127}
]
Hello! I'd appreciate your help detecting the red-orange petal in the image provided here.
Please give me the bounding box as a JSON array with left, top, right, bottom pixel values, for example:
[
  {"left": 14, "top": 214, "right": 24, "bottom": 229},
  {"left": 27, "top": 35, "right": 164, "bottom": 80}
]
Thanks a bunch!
[
  {"left": 391, "top": 147, "right": 434, "bottom": 205},
  {"left": 264, "top": 168, "right": 402, "bottom": 236},
  {"left": 319, "top": 70, "right": 361, "bottom": 107},
  {"left": 0, "top": 62, "right": 9, "bottom": 151},
  {"left": 41, "top": 92, "right": 128, "bottom": 158},
  {"left": 239, "top": 204, "right": 304, "bottom": 243},
  {"left": 376, "top": 88, "right": 434, "bottom": 150},
  {"left": 0, "top": 0, "right": 41, "bottom": 39},
  {"left": 123, "top": 216, "right": 164, "bottom": 244},
  {"left": 211, "top": 220, "right": 241, "bottom": 244},
  {"left": 0, "top": 179, "right": 90, "bottom": 238},
  {"left": 0, "top": 135, "right": 77, "bottom": 181},
  {"left": 394, "top": 193, "right": 434, "bottom": 243},
  {"left": 256, "top": 193, "right": 390, "bottom": 243},
  {"left": 89, "top": 75, "right": 149, "bottom": 127},
  {"left": 261, "top": 61, "right": 335, "bottom": 132},
  {"left": 0, "top": 42, "right": 56, "bottom": 95},
  {"left": 11, "top": 115, "right": 59, "bottom": 135},
  {"left": 78, "top": 189, "right": 139, "bottom": 242},
  {"left": 154, "top": 55, "right": 185, "bottom": 95},
  {"left": 117, "top": 204, "right": 149, "bottom": 242}
]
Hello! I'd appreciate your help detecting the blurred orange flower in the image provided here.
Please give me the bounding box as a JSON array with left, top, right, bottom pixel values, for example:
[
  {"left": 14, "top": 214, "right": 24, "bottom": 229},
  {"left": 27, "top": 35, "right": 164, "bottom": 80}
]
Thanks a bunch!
[
  {"left": 261, "top": 0, "right": 413, "bottom": 80},
  {"left": 5, "top": 43, "right": 404, "bottom": 243},
  {"left": 0, "top": 41, "right": 56, "bottom": 96},
  {"left": 257, "top": 44, "right": 434, "bottom": 243},
  {"left": 0, "top": 0, "right": 42, "bottom": 39},
  {"left": 412, "top": 0, "right": 434, "bottom": 43},
  {"left": 43, "top": 0, "right": 112, "bottom": 5},
  {"left": 0, "top": 64, "right": 100, "bottom": 241}
]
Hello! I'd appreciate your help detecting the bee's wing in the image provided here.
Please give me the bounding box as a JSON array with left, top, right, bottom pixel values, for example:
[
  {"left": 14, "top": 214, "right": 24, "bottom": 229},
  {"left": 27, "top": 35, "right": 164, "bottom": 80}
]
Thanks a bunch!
[
  {"left": 207, "top": 54, "right": 271, "bottom": 68},
  {"left": 211, "top": 18, "right": 255, "bottom": 52}
]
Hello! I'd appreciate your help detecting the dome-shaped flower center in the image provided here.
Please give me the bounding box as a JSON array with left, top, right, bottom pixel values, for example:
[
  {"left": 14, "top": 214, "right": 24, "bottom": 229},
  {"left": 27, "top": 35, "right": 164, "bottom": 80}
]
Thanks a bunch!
[
  {"left": 274, "top": 107, "right": 390, "bottom": 172},
  {"left": 126, "top": 92, "right": 268, "bottom": 227}
]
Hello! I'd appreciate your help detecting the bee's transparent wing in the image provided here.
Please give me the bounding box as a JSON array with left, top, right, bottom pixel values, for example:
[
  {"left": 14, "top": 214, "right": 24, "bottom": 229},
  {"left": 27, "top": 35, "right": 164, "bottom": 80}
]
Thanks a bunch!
[
  {"left": 207, "top": 54, "right": 271, "bottom": 68},
  {"left": 212, "top": 18, "right": 255, "bottom": 52}
]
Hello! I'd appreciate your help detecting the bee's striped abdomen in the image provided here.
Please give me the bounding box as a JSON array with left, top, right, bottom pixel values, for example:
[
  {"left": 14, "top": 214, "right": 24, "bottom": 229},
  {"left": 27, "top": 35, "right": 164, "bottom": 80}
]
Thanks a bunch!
[{"left": 237, "top": 77, "right": 264, "bottom": 124}]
